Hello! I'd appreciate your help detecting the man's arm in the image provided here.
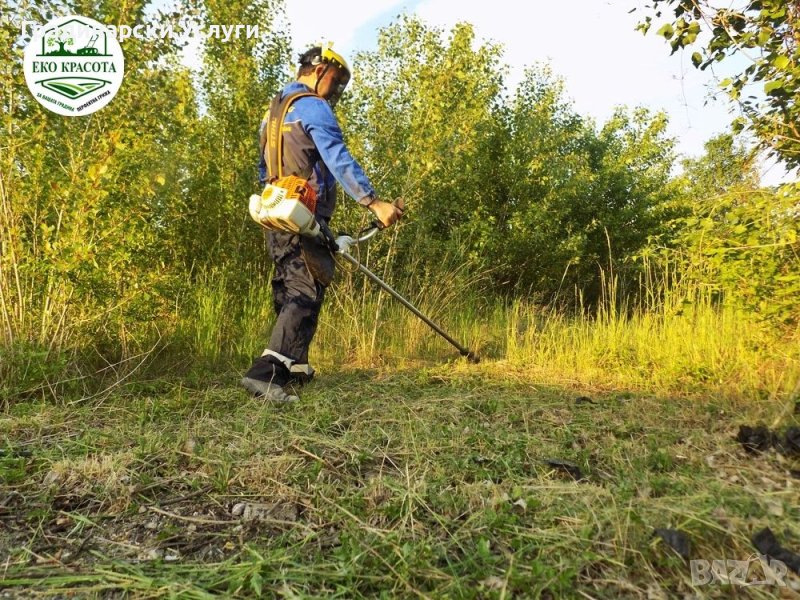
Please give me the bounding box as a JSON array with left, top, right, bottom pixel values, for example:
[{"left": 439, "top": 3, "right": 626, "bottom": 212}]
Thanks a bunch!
[
  {"left": 299, "top": 97, "right": 402, "bottom": 226},
  {"left": 300, "top": 97, "right": 374, "bottom": 201}
]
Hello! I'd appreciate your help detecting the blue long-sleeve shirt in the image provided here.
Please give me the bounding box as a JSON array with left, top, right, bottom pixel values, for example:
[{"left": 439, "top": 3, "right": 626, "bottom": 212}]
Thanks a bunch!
[{"left": 258, "top": 82, "right": 374, "bottom": 219}]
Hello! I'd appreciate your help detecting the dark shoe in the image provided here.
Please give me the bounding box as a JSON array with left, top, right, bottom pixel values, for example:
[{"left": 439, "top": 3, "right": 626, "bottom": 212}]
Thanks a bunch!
[{"left": 240, "top": 377, "right": 299, "bottom": 403}]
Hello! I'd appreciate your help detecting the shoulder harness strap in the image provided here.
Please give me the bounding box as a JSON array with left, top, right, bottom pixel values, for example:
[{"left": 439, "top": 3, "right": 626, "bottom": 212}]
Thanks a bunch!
[{"left": 259, "top": 91, "right": 319, "bottom": 181}]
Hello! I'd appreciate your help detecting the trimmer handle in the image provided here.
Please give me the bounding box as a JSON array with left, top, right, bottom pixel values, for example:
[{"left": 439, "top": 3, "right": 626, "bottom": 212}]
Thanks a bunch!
[{"left": 317, "top": 219, "right": 340, "bottom": 253}]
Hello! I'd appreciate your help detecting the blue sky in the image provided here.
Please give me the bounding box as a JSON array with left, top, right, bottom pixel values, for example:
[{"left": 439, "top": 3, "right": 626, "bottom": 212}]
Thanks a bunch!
[{"left": 283, "top": 0, "right": 791, "bottom": 185}]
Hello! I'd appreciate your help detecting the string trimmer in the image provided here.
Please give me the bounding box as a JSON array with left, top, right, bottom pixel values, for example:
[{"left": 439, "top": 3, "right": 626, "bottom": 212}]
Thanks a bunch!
[{"left": 249, "top": 191, "right": 479, "bottom": 363}]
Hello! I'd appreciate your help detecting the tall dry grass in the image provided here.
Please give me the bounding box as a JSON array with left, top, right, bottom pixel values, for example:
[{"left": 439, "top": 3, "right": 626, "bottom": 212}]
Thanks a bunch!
[{"left": 3, "top": 246, "right": 798, "bottom": 406}]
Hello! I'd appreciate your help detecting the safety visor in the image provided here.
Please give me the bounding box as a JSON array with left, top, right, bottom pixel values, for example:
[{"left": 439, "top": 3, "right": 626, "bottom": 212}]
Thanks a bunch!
[
  {"left": 332, "top": 68, "right": 350, "bottom": 96},
  {"left": 326, "top": 67, "right": 350, "bottom": 107},
  {"left": 308, "top": 43, "right": 352, "bottom": 107}
]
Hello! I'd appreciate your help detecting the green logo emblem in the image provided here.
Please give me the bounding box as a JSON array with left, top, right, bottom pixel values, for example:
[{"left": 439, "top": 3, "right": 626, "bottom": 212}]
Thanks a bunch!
[
  {"left": 39, "top": 77, "right": 108, "bottom": 99},
  {"left": 24, "top": 16, "right": 125, "bottom": 116}
]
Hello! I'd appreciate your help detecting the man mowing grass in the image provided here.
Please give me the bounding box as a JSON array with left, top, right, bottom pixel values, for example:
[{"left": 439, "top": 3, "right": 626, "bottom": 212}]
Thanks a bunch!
[{"left": 240, "top": 43, "right": 403, "bottom": 403}]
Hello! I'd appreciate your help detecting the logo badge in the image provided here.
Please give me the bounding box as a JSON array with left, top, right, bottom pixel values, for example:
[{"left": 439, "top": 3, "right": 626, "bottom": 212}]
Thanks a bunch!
[{"left": 24, "top": 15, "right": 125, "bottom": 116}]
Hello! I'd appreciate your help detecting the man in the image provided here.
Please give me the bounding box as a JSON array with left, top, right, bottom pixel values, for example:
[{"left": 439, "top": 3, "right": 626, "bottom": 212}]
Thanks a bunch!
[{"left": 241, "top": 43, "right": 403, "bottom": 403}]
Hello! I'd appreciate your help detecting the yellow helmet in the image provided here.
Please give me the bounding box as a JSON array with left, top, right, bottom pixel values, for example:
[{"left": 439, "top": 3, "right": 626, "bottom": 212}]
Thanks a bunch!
[
  {"left": 300, "top": 42, "right": 351, "bottom": 77},
  {"left": 300, "top": 42, "right": 351, "bottom": 106},
  {"left": 320, "top": 42, "right": 350, "bottom": 76}
]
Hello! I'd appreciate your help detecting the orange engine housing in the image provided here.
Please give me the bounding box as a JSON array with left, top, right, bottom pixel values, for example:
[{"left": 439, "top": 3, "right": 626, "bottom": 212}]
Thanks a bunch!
[{"left": 270, "top": 175, "right": 317, "bottom": 213}]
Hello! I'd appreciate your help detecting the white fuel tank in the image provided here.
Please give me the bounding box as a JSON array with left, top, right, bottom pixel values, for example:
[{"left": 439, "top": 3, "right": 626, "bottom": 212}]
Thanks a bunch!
[{"left": 248, "top": 189, "right": 321, "bottom": 237}]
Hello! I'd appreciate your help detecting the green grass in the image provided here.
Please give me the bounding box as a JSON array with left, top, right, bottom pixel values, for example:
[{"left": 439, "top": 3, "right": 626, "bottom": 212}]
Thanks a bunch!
[
  {"left": 2, "top": 266, "right": 800, "bottom": 597},
  {"left": 2, "top": 361, "right": 799, "bottom": 598}
]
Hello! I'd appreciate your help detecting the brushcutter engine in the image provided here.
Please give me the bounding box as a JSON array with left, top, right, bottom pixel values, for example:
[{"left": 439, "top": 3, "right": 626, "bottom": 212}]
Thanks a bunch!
[{"left": 248, "top": 176, "right": 321, "bottom": 237}]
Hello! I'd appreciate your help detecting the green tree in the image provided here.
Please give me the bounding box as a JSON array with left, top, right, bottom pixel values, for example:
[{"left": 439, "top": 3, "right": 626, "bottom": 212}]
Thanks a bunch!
[
  {"left": 342, "top": 18, "right": 680, "bottom": 303},
  {"left": 46, "top": 28, "right": 73, "bottom": 55},
  {"left": 494, "top": 66, "right": 595, "bottom": 297},
  {"left": 650, "top": 135, "right": 799, "bottom": 326},
  {"left": 339, "top": 16, "right": 506, "bottom": 286},
  {"left": 179, "top": 0, "right": 291, "bottom": 275},
  {"left": 637, "top": 0, "right": 800, "bottom": 169},
  {"left": 1, "top": 0, "right": 196, "bottom": 357},
  {"left": 489, "top": 68, "right": 679, "bottom": 302},
  {"left": 680, "top": 133, "right": 760, "bottom": 198}
]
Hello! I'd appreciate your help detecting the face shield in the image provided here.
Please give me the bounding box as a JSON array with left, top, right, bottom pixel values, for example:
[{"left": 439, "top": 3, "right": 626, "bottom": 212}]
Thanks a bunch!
[
  {"left": 304, "top": 43, "right": 351, "bottom": 107},
  {"left": 326, "top": 68, "right": 350, "bottom": 108}
]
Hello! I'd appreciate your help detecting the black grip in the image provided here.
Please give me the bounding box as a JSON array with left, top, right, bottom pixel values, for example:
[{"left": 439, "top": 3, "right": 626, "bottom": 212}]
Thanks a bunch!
[{"left": 318, "top": 220, "right": 339, "bottom": 253}]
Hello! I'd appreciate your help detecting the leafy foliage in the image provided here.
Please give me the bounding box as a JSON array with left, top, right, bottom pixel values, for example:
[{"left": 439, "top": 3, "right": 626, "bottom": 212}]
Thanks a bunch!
[
  {"left": 637, "top": 0, "right": 800, "bottom": 169},
  {"left": 341, "top": 18, "right": 680, "bottom": 302},
  {"left": 1, "top": 5, "right": 796, "bottom": 395},
  {"left": 672, "top": 184, "right": 799, "bottom": 325},
  {"left": 1, "top": 0, "right": 290, "bottom": 365},
  {"left": 648, "top": 135, "right": 800, "bottom": 325},
  {"left": 1, "top": 0, "right": 196, "bottom": 357},
  {"left": 178, "top": 0, "right": 290, "bottom": 275}
]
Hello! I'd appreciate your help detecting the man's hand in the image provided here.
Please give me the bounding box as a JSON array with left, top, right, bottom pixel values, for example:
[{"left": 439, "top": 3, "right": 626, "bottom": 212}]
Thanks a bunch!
[{"left": 368, "top": 198, "right": 404, "bottom": 228}]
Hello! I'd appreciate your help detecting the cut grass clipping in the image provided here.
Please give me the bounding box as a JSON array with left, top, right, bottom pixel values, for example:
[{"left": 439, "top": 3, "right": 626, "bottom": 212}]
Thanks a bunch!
[{"left": 2, "top": 363, "right": 799, "bottom": 598}]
